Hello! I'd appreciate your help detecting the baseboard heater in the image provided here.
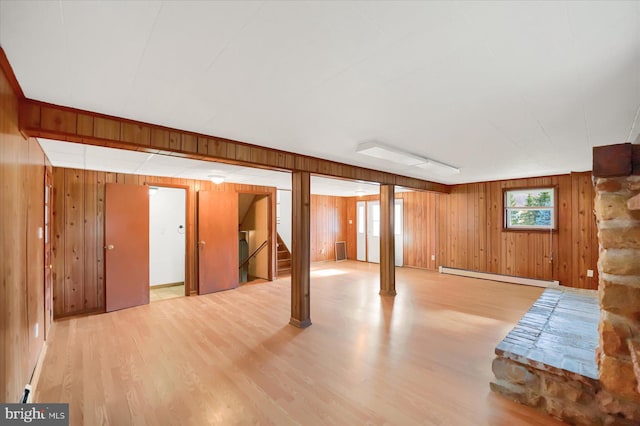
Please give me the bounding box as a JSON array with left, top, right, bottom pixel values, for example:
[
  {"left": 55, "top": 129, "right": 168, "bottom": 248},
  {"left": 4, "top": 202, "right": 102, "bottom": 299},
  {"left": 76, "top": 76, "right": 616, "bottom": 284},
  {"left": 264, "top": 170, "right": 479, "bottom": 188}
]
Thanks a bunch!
[{"left": 438, "top": 266, "right": 559, "bottom": 288}]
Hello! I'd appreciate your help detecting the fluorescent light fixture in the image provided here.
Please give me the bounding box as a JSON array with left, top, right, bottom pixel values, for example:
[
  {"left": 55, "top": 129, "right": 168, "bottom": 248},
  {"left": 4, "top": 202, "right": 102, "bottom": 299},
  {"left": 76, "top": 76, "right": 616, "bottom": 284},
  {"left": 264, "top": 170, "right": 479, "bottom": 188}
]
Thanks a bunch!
[
  {"left": 415, "top": 159, "right": 460, "bottom": 175},
  {"left": 148, "top": 186, "right": 159, "bottom": 196},
  {"left": 356, "top": 141, "right": 425, "bottom": 166},
  {"left": 209, "top": 175, "right": 225, "bottom": 184},
  {"left": 356, "top": 141, "right": 460, "bottom": 174}
]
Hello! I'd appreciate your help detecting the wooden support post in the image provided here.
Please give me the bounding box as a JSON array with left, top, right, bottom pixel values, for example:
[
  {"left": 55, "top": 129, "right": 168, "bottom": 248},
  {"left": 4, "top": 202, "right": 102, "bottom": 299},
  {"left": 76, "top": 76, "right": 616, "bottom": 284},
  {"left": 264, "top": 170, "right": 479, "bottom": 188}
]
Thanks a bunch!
[
  {"left": 290, "top": 171, "right": 311, "bottom": 328},
  {"left": 380, "top": 184, "right": 396, "bottom": 296}
]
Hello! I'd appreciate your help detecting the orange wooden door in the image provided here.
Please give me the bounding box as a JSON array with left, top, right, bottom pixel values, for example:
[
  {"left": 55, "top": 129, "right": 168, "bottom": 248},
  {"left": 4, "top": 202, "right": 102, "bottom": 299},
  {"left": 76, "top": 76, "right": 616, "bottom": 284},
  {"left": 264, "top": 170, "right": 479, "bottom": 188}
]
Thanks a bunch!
[
  {"left": 105, "top": 183, "right": 150, "bottom": 312},
  {"left": 198, "top": 190, "right": 238, "bottom": 294}
]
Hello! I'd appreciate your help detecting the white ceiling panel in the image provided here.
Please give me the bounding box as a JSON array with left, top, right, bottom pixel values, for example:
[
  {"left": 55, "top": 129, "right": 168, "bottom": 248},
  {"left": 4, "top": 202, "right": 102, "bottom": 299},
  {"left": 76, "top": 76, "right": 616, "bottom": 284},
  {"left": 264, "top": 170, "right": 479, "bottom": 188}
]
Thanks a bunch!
[{"left": 3, "top": 1, "right": 639, "bottom": 184}]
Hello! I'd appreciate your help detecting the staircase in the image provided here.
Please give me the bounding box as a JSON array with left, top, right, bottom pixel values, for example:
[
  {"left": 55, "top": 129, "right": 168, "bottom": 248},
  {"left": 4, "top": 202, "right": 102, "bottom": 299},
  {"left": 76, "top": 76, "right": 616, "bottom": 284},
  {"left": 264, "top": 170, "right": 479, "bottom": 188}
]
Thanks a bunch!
[{"left": 276, "top": 233, "right": 291, "bottom": 277}]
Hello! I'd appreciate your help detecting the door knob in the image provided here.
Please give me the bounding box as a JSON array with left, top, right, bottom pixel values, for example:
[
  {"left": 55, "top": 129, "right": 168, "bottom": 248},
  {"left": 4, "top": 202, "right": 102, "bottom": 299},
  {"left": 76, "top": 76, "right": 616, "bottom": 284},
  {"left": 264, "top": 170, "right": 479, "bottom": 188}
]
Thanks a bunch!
[
  {"left": 48, "top": 264, "right": 53, "bottom": 270},
  {"left": 105, "top": 244, "right": 115, "bottom": 250},
  {"left": 199, "top": 241, "right": 206, "bottom": 245}
]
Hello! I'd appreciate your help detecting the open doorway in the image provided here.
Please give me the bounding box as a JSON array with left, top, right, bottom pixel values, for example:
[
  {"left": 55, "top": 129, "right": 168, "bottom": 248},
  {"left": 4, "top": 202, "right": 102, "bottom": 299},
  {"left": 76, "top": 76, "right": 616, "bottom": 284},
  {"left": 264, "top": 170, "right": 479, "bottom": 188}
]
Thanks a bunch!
[
  {"left": 149, "top": 186, "right": 187, "bottom": 302},
  {"left": 238, "top": 193, "right": 270, "bottom": 284}
]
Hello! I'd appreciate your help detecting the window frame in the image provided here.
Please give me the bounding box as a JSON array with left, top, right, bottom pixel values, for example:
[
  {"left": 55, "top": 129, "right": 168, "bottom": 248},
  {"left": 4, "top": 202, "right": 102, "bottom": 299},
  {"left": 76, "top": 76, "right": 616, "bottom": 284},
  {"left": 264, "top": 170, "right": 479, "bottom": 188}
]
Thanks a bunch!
[{"left": 502, "top": 186, "right": 558, "bottom": 232}]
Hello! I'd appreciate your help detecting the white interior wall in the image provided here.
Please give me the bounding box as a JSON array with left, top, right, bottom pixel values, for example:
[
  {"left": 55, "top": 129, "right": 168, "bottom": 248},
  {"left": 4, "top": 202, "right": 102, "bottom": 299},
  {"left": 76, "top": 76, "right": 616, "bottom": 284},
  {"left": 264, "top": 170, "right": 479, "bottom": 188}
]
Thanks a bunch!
[
  {"left": 149, "top": 187, "right": 186, "bottom": 286},
  {"left": 277, "top": 190, "right": 292, "bottom": 250}
]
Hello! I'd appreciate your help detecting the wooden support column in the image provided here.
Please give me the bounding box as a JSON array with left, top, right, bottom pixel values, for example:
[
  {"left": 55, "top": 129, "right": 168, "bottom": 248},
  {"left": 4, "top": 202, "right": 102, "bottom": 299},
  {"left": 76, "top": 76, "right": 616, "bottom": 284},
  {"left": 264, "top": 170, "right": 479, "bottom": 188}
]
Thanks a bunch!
[
  {"left": 290, "top": 171, "right": 311, "bottom": 328},
  {"left": 380, "top": 184, "right": 396, "bottom": 296}
]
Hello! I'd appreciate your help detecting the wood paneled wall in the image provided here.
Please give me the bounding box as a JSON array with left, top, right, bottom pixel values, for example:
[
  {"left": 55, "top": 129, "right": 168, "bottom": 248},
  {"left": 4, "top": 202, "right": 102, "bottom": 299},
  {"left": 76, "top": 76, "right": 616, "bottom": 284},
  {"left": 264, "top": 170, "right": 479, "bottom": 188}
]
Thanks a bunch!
[
  {"left": 343, "top": 172, "right": 599, "bottom": 289},
  {"left": 0, "top": 62, "right": 47, "bottom": 402},
  {"left": 51, "top": 167, "right": 276, "bottom": 317},
  {"left": 343, "top": 192, "right": 445, "bottom": 269},
  {"left": 310, "top": 195, "right": 348, "bottom": 262},
  {"left": 440, "top": 173, "right": 598, "bottom": 289}
]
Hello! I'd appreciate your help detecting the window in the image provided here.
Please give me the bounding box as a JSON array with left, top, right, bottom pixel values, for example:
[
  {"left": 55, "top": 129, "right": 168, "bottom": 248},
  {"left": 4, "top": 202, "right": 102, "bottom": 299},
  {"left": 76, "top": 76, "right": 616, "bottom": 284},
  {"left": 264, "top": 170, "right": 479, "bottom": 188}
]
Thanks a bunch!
[
  {"left": 504, "top": 187, "right": 556, "bottom": 230},
  {"left": 357, "top": 204, "right": 365, "bottom": 234}
]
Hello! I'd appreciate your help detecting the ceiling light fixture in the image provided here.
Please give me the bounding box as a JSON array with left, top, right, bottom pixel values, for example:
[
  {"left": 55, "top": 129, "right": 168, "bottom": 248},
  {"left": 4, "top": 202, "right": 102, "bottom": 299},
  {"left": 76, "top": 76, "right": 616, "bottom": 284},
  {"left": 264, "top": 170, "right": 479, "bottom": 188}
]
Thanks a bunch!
[
  {"left": 415, "top": 159, "right": 460, "bottom": 175},
  {"left": 356, "top": 141, "right": 460, "bottom": 175},
  {"left": 208, "top": 175, "right": 225, "bottom": 184},
  {"left": 356, "top": 141, "right": 425, "bottom": 166}
]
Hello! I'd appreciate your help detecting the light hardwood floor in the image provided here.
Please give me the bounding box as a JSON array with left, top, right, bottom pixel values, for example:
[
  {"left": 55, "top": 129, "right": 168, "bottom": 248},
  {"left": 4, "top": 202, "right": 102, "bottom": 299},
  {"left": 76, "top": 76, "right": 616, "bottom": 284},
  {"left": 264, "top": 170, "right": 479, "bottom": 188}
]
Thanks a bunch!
[
  {"left": 36, "top": 261, "right": 565, "bottom": 425},
  {"left": 150, "top": 284, "right": 185, "bottom": 302}
]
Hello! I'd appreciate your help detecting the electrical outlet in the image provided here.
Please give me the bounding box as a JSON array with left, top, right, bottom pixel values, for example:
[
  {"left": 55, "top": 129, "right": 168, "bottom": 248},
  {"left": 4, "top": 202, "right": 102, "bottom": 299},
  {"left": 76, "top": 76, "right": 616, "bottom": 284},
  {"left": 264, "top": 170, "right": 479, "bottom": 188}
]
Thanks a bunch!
[
  {"left": 349, "top": 219, "right": 353, "bottom": 224},
  {"left": 587, "top": 269, "right": 594, "bottom": 278},
  {"left": 34, "top": 323, "right": 39, "bottom": 338},
  {"left": 431, "top": 255, "right": 436, "bottom": 261}
]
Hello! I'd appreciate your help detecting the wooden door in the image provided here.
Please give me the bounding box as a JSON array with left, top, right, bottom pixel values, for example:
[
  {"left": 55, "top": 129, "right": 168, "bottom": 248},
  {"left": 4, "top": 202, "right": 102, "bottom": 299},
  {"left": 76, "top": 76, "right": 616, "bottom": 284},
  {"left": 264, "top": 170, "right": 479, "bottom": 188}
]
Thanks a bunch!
[
  {"left": 105, "top": 183, "right": 149, "bottom": 312},
  {"left": 198, "top": 191, "right": 238, "bottom": 294}
]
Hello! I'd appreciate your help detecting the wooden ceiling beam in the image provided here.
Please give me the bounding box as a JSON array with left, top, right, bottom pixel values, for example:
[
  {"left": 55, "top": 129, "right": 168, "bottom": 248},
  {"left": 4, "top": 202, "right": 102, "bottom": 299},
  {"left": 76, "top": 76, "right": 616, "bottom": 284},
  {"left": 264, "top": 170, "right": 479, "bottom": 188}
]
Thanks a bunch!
[{"left": 19, "top": 98, "right": 451, "bottom": 194}]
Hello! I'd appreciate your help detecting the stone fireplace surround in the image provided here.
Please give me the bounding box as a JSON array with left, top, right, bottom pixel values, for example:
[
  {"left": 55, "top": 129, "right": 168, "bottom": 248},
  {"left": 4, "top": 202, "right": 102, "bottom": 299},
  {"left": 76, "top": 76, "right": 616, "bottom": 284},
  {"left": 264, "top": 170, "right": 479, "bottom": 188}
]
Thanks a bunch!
[{"left": 491, "top": 143, "right": 640, "bottom": 425}]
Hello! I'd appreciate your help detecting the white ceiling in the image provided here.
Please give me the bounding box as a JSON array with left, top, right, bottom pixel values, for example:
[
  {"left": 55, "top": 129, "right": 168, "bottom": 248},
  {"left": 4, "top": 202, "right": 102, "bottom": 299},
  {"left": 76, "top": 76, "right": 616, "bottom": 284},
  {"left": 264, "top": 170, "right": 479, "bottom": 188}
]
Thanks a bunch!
[
  {"left": 37, "top": 138, "right": 386, "bottom": 197},
  {"left": 2, "top": 1, "right": 639, "bottom": 184}
]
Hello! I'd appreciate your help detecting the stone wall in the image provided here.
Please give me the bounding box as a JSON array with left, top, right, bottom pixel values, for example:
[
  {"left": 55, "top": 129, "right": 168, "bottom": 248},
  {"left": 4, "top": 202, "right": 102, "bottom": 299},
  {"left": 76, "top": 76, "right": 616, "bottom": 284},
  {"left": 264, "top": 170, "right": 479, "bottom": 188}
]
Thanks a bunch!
[
  {"left": 593, "top": 142, "right": 640, "bottom": 405},
  {"left": 491, "top": 286, "right": 640, "bottom": 424},
  {"left": 492, "top": 356, "right": 640, "bottom": 425}
]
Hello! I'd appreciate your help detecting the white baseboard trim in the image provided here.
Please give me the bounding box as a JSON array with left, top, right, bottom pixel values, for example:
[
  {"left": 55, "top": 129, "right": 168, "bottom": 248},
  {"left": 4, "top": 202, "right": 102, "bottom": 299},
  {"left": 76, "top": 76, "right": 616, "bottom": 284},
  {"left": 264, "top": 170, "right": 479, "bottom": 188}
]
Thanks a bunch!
[{"left": 439, "top": 266, "right": 559, "bottom": 288}]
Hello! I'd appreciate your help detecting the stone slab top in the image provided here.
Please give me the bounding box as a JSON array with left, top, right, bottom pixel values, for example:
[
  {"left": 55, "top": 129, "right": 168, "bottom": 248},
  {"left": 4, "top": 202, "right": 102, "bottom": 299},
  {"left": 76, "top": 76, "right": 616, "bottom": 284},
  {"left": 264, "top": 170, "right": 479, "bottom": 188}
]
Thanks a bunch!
[{"left": 495, "top": 287, "right": 599, "bottom": 380}]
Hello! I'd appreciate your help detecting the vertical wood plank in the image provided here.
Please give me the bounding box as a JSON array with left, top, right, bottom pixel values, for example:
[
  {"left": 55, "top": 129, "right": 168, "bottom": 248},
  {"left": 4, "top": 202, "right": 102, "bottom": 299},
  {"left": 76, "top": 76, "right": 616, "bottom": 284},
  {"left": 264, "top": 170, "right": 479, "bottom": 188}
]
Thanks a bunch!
[
  {"left": 150, "top": 128, "right": 170, "bottom": 149},
  {"left": 96, "top": 171, "right": 106, "bottom": 310},
  {"left": 41, "top": 106, "right": 77, "bottom": 134},
  {"left": 93, "top": 117, "right": 121, "bottom": 141},
  {"left": 83, "top": 170, "right": 98, "bottom": 310},
  {"left": 52, "top": 169, "right": 66, "bottom": 317},
  {"left": 346, "top": 196, "right": 357, "bottom": 260},
  {"left": 77, "top": 114, "right": 94, "bottom": 136},
  {"left": 64, "top": 169, "right": 84, "bottom": 313}
]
